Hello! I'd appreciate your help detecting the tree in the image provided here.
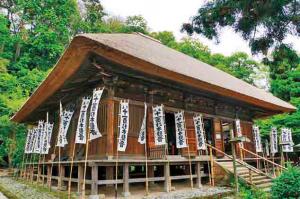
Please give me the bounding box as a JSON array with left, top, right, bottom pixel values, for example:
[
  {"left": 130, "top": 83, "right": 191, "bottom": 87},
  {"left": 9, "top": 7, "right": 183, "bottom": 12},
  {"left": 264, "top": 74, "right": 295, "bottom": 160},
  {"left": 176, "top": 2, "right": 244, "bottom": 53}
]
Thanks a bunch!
[
  {"left": 125, "top": 15, "right": 148, "bottom": 34},
  {"left": 182, "top": 0, "right": 300, "bottom": 54},
  {"left": 257, "top": 46, "right": 300, "bottom": 143}
]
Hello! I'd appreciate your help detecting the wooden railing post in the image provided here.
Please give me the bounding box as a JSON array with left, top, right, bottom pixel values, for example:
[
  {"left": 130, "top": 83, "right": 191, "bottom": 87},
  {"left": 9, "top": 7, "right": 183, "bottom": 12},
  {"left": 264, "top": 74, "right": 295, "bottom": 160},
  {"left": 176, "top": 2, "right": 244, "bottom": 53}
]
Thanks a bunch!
[
  {"left": 248, "top": 169, "right": 252, "bottom": 184},
  {"left": 209, "top": 146, "right": 214, "bottom": 187}
]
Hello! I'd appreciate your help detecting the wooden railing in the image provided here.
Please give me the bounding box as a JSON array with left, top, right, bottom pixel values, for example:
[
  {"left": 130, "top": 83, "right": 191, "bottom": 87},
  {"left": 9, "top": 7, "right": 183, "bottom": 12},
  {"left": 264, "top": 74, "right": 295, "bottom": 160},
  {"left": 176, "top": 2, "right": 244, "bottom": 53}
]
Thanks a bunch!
[
  {"left": 240, "top": 147, "right": 286, "bottom": 176},
  {"left": 206, "top": 144, "right": 276, "bottom": 184}
]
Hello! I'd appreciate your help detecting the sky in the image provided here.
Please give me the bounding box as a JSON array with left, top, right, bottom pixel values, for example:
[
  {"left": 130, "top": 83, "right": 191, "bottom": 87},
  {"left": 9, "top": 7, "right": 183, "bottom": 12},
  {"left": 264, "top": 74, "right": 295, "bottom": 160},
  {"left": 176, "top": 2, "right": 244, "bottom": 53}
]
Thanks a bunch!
[{"left": 101, "top": 0, "right": 300, "bottom": 58}]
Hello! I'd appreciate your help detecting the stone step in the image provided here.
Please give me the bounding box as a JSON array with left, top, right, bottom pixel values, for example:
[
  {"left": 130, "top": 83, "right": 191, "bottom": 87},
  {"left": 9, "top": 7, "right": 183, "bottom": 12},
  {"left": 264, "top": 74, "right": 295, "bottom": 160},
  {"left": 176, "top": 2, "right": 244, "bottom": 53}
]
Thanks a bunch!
[
  {"left": 252, "top": 178, "right": 272, "bottom": 185},
  {"left": 256, "top": 182, "right": 272, "bottom": 188},
  {"left": 243, "top": 175, "right": 267, "bottom": 181}
]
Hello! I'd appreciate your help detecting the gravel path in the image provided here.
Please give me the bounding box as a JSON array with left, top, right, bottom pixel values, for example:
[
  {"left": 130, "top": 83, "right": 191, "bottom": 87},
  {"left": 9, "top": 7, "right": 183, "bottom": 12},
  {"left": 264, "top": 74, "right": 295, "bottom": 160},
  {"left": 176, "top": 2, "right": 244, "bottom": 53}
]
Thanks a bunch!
[
  {"left": 0, "top": 177, "right": 58, "bottom": 199},
  {"left": 143, "top": 186, "right": 233, "bottom": 199}
]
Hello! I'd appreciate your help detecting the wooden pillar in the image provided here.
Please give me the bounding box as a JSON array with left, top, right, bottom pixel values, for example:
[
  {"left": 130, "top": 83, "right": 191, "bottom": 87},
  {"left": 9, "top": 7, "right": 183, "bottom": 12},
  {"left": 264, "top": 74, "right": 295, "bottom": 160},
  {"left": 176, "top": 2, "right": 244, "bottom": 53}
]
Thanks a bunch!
[
  {"left": 122, "top": 163, "right": 130, "bottom": 197},
  {"left": 213, "top": 118, "right": 223, "bottom": 157},
  {"left": 196, "top": 162, "right": 202, "bottom": 188},
  {"left": 91, "top": 166, "right": 99, "bottom": 196},
  {"left": 47, "top": 165, "right": 52, "bottom": 187},
  {"left": 164, "top": 163, "right": 171, "bottom": 192},
  {"left": 37, "top": 164, "right": 41, "bottom": 182},
  {"left": 106, "top": 87, "right": 115, "bottom": 158},
  {"left": 58, "top": 165, "right": 65, "bottom": 190},
  {"left": 106, "top": 166, "right": 114, "bottom": 187},
  {"left": 148, "top": 165, "right": 155, "bottom": 185},
  {"left": 78, "top": 164, "right": 84, "bottom": 194}
]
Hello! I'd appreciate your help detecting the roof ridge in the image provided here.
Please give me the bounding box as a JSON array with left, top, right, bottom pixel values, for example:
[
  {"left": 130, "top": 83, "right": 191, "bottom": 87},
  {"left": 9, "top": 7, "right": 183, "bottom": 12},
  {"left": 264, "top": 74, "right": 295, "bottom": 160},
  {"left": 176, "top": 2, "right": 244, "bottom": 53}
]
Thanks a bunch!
[{"left": 134, "top": 32, "right": 162, "bottom": 44}]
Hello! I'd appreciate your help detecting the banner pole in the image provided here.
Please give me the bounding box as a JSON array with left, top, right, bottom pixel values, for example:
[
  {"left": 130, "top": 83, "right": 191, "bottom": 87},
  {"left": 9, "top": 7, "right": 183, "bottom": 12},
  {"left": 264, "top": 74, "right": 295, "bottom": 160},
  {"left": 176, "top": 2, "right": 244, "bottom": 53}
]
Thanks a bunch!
[
  {"left": 115, "top": 101, "right": 121, "bottom": 199},
  {"left": 143, "top": 102, "right": 149, "bottom": 195},
  {"left": 163, "top": 105, "right": 171, "bottom": 192},
  {"left": 68, "top": 143, "right": 76, "bottom": 199},
  {"left": 82, "top": 128, "right": 90, "bottom": 199}
]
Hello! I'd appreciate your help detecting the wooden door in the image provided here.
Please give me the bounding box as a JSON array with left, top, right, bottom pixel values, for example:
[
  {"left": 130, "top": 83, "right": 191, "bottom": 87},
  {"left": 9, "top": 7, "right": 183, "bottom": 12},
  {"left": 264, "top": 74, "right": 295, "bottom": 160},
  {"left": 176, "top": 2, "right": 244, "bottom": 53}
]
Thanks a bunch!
[
  {"left": 147, "top": 108, "right": 165, "bottom": 159},
  {"left": 181, "top": 113, "right": 197, "bottom": 156}
]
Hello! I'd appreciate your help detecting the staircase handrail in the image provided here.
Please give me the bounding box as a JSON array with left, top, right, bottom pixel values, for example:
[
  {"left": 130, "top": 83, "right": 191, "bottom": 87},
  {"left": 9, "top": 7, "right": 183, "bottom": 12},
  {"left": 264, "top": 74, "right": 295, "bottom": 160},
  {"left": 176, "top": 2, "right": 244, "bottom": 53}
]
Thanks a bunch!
[
  {"left": 207, "top": 144, "right": 274, "bottom": 179},
  {"left": 240, "top": 147, "right": 286, "bottom": 170}
]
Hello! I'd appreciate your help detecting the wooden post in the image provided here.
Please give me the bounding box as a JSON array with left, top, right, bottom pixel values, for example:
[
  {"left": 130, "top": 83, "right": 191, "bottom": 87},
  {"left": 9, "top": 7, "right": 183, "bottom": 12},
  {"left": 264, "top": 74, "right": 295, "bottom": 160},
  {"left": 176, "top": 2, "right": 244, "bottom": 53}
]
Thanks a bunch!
[
  {"left": 82, "top": 132, "right": 90, "bottom": 199},
  {"left": 196, "top": 162, "right": 202, "bottom": 188},
  {"left": 47, "top": 165, "right": 52, "bottom": 187},
  {"left": 122, "top": 163, "right": 130, "bottom": 197},
  {"left": 37, "top": 163, "right": 42, "bottom": 183},
  {"left": 230, "top": 130, "right": 239, "bottom": 195},
  {"left": 78, "top": 164, "right": 84, "bottom": 194},
  {"left": 164, "top": 162, "right": 171, "bottom": 192},
  {"left": 58, "top": 165, "right": 65, "bottom": 190},
  {"left": 209, "top": 146, "right": 214, "bottom": 186},
  {"left": 249, "top": 169, "right": 253, "bottom": 184},
  {"left": 42, "top": 155, "right": 46, "bottom": 185},
  {"left": 68, "top": 143, "right": 77, "bottom": 199},
  {"left": 91, "top": 166, "right": 98, "bottom": 196}
]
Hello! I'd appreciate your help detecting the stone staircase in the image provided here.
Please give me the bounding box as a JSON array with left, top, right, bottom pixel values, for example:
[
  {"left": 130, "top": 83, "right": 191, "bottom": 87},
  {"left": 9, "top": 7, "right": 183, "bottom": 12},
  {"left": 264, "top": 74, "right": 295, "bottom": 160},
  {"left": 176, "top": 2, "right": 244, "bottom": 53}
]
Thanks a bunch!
[{"left": 216, "top": 159, "right": 273, "bottom": 191}]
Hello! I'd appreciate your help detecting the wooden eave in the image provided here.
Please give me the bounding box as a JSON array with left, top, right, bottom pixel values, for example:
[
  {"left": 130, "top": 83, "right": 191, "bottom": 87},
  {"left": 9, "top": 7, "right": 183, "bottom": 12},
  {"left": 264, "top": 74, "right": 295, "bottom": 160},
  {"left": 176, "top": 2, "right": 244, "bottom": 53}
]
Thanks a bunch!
[{"left": 11, "top": 35, "right": 296, "bottom": 123}]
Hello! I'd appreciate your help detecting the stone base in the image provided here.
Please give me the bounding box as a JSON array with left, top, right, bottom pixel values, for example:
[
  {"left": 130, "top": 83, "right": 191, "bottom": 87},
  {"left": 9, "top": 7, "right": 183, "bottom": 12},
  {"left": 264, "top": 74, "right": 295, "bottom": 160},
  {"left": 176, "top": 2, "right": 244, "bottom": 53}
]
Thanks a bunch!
[
  {"left": 122, "top": 191, "right": 131, "bottom": 197},
  {"left": 88, "top": 194, "right": 105, "bottom": 199}
]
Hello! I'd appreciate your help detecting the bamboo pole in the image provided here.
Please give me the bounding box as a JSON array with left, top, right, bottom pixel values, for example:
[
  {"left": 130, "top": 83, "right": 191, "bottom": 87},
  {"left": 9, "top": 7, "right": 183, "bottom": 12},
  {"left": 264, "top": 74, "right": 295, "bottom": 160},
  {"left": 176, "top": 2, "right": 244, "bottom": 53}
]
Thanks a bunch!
[
  {"left": 144, "top": 137, "right": 149, "bottom": 195},
  {"left": 115, "top": 101, "right": 121, "bottom": 199},
  {"left": 82, "top": 127, "right": 90, "bottom": 199},
  {"left": 163, "top": 105, "right": 171, "bottom": 192},
  {"left": 209, "top": 146, "right": 214, "bottom": 186},
  {"left": 68, "top": 143, "right": 77, "bottom": 199}
]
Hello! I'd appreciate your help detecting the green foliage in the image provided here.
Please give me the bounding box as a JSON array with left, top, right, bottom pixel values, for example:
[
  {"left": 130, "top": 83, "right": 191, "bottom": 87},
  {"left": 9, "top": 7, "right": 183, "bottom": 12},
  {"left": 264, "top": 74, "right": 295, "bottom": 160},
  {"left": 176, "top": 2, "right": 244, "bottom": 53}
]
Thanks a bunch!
[
  {"left": 182, "top": 0, "right": 300, "bottom": 54},
  {"left": 271, "top": 166, "right": 300, "bottom": 199},
  {"left": 257, "top": 46, "right": 300, "bottom": 144}
]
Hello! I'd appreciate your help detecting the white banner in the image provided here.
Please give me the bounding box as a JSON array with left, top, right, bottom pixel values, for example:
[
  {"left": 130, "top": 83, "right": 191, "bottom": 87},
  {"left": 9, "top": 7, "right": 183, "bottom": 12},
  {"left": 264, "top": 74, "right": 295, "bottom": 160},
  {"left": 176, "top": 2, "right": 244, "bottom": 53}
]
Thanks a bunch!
[
  {"left": 138, "top": 103, "right": 147, "bottom": 144},
  {"left": 34, "top": 121, "right": 44, "bottom": 154},
  {"left": 47, "top": 123, "right": 54, "bottom": 149},
  {"left": 282, "top": 128, "right": 293, "bottom": 152},
  {"left": 253, "top": 125, "right": 262, "bottom": 153},
  {"left": 29, "top": 128, "right": 37, "bottom": 153},
  {"left": 265, "top": 139, "right": 270, "bottom": 157},
  {"left": 89, "top": 88, "right": 104, "bottom": 141},
  {"left": 270, "top": 127, "right": 278, "bottom": 154},
  {"left": 235, "top": 119, "right": 244, "bottom": 148},
  {"left": 24, "top": 129, "right": 33, "bottom": 154},
  {"left": 41, "top": 122, "right": 49, "bottom": 154},
  {"left": 193, "top": 114, "right": 207, "bottom": 150},
  {"left": 75, "top": 97, "right": 91, "bottom": 144},
  {"left": 117, "top": 101, "right": 130, "bottom": 151},
  {"left": 152, "top": 105, "right": 166, "bottom": 146},
  {"left": 174, "top": 111, "right": 187, "bottom": 148}
]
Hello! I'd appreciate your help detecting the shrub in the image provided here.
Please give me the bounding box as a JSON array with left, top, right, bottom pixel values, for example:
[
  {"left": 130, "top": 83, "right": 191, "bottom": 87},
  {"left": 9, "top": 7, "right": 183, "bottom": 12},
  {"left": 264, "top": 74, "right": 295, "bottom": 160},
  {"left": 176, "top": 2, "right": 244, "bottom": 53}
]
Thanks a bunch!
[{"left": 271, "top": 166, "right": 300, "bottom": 199}]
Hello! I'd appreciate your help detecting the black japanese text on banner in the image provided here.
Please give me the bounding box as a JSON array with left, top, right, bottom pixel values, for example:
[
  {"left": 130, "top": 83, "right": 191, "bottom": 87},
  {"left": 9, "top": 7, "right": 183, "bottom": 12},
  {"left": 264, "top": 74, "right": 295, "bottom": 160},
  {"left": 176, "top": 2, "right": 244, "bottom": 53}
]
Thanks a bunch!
[
  {"left": 152, "top": 105, "right": 166, "bottom": 146},
  {"left": 174, "top": 111, "right": 187, "bottom": 148},
  {"left": 270, "top": 127, "right": 278, "bottom": 154},
  {"left": 253, "top": 125, "right": 262, "bottom": 153},
  {"left": 265, "top": 139, "right": 270, "bottom": 157},
  {"left": 75, "top": 97, "right": 91, "bottom": 144},
  {"left": 117, "top": 100, "right": 130, "bottom": 151},
  {"left": 235, "top": 119, "right": 244, "bottom": 148},
  {"left": 193, "top": 114, "right": 207, "bottom": 150},
  {"left": 138, "top": 103, "right": 147, "bottom": 144},
  {"left": 24, "top": 129, "right": 32, "bottom": 154},
  {"left": 89, "top": 88, "right": 104, "bottom": 141},
  {"left": 281, "top": 128, "right": 293, "bottom": 152},
  {"left": 29, "top": 128, "right": 37, "bottom": 153},
  {"left": 34, "top": 121, "right": 44, "bottom": 154}
]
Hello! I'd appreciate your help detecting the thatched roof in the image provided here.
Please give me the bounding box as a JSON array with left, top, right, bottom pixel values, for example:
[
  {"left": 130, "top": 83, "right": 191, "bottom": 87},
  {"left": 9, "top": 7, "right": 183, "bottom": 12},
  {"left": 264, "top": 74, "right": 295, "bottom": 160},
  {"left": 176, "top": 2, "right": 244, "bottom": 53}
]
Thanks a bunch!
[{"left": 11, "top": 33, "right": 296, "bottom": 122}]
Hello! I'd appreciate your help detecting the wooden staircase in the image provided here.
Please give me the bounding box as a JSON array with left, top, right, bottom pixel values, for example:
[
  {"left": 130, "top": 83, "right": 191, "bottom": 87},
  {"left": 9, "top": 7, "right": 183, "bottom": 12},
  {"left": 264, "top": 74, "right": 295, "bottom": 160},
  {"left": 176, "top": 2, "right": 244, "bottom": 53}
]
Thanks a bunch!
[{"left": 216, "top": 159, "right": 273, "bottom": 191}]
